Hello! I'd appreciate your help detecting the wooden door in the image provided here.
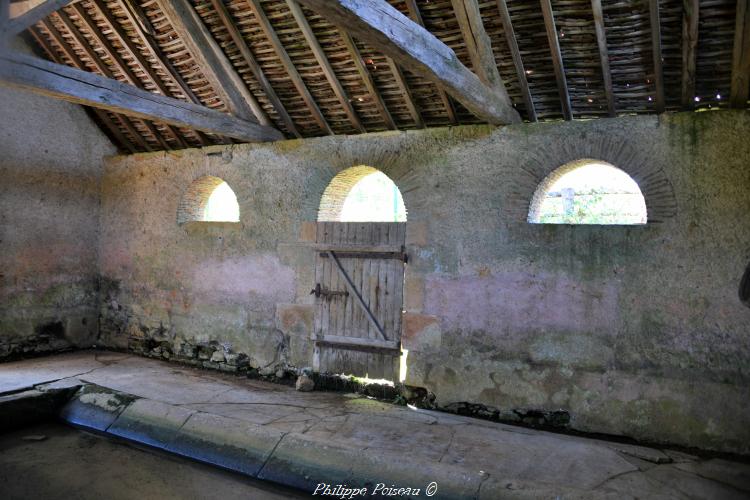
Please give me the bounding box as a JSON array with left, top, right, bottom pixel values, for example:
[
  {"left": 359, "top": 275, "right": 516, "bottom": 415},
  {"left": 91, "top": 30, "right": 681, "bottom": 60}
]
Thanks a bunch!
[{"left": 311, "top": 221, "right": 406, "bottom": 381}]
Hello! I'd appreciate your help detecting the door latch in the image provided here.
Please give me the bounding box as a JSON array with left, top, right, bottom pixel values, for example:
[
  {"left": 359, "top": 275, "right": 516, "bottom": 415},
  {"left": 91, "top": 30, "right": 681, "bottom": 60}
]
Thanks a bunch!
[{"left": 310, "top": 283, "right": 349, "bottom": 299}]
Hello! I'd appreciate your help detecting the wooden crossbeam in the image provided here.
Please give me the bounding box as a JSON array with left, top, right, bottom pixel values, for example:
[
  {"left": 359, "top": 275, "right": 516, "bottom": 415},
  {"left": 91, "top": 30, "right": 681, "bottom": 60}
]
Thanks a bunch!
[
  {"left": 209, "top": 0, "right": 300, "bottom": 137},
  {"left": 731, "top": 0, "right": 750, "bottom": 108},
  {"left": 28, "top": 24, "right": 137, "bottom": 153},
  {"left": 591, "top": 0, "right": 615, "bottom": 116},
  {"left": 247, "top": 0, "right": 332, "bottom": 135},
  {"left": 0, "top": 51, "right": 285, "bottom": 142},
  {"left": 340, "top": 31, "right": 396, "bottom": 130},
  {"left": 540, "top": 0, "right": 572, "bottom": 120},
  {"left": 64, "top": 6, "right": 188, "bottom": 148},
  {"left": 496, "top": 0, "right": 536, "bottom": 121},
  {"left": 403, "top": 0, "right": 457, "bottom": 124},
  {"left": 1, "top": 0, "right": 72, "bottom": 38},
  {"left": 649, "top": 0, "right": 665, "bottom": 112},
  {"left": 286, "top": 0, "right": 365, "bottom": 133},
  {"left": 154, "top": 0, "right": 273, "bottom": 128},
  {"left": 295, "top": 0, "right": 520, "bottom": 125},
  {"left": 95, "top": 0, "right": 210, "bottom": 145},
  {"left": 39, "top": 17, "right": 152, "bottom": 151},
  {"left": 452, "top": 0, "right": 503, "bottom": 90},
  {"left": 55, "top": 10, "right": 177, "bottom": 150}
]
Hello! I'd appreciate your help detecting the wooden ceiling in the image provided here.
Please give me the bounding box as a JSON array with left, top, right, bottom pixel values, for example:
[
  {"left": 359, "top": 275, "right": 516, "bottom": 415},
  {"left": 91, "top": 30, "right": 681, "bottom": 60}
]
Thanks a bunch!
[{"left": 9, "top": 0, "right": 750, "bottom": 152}]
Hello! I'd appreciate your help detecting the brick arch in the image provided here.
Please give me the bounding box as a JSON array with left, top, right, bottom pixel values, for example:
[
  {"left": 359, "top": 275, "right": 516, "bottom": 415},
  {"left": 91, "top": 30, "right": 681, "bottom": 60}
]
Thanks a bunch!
[
  {"left": 177, "top": 175, "right": 239, "bottom": 224},
  {"left": 507, "top": 135, "right": 677, "bottom": 223},
  {"left": 317, "top": 165, "right": 407, "bottom": 222},
  {"left": 527, "top": 159, "right": 648, "bottom": 224}
]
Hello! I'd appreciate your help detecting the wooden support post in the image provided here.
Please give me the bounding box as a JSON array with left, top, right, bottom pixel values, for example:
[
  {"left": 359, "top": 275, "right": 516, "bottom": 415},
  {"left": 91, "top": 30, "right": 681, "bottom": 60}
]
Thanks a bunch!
[
  {"left": 591, "top": 0, "right": 615, "bottom": 116},
  {"left": 497, "top": 0, "right": 536, "bottom": 121},
  {"left": 649, "top": 0, "right": 665, "bottom": 112},
  {"left": 286, "top": 0, "right": 365, "bottom": 132},
  {"left": 540, "top": 0, "right": 572, "bottom": 120}
]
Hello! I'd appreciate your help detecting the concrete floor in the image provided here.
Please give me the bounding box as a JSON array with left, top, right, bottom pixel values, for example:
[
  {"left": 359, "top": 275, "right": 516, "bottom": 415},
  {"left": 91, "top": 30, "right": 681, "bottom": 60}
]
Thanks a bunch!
[
  {"left": 0, "top": 422, "right": 306, "bottom": 500},
  {"left": 1, "top": 351, "right": 749, "bottom": 499}
]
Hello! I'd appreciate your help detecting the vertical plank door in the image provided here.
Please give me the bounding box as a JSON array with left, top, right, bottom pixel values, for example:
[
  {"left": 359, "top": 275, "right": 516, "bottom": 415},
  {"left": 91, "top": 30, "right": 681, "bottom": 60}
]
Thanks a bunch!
[{"left": 311, "top": 222, "right": 406, "bottom": 380}]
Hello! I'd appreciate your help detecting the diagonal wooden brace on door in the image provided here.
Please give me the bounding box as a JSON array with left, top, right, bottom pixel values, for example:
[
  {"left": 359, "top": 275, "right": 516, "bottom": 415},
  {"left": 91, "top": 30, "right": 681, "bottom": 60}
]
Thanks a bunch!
[{"left": 326, "top": 250, "right": 387, "bottom": 341}]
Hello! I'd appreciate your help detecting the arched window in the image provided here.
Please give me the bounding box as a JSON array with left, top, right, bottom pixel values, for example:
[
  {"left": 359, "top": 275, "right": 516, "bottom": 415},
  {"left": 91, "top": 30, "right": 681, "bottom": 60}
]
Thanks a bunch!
[
  {"left": 177, "top": 175, "right": 240, "bottom": 224},
  {"left": 528, "top": 159, "right": 647, "bottom": 225},
  {"left": 318, "top": 165, "right": 406, "bottom": 222}
]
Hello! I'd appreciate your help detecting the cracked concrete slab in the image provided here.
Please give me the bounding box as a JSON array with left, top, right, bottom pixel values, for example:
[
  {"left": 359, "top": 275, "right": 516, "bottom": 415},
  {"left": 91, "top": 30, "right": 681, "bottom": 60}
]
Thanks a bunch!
[{"left": 2, "top": 352, "right": 749, "bottom": 499}]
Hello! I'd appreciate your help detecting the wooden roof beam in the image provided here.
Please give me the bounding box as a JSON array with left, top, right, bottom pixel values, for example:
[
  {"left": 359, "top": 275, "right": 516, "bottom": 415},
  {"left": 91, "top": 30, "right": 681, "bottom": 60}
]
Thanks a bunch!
[
  {"left": 209, "top": 0, "right": 300, "bottom": 137},
  {"left": 681, "top": 0, "right": 699, "bottom": 109},
  {"left": 496, "top": 0, "right": 536, "bottom": 121},
  {"left": 153, "top": 0, "right": 273, "bottom": 128},
  {"left": 247, "top": 0, "right": 332, "bottom": 135},
  {"left": 295, "top": 0, "right": 520, "bottom": 125},
  {"left": 649, "top": 0, "right": 665, "bottom": 112},
  {"left": 2, "top": 0, "right": 73, "bottom": 38},
  {"left": 28, "top": 24, "right": 137, "bottom": 153},
  {"left": 731, "top": 0, "right": 750, "bottom": 108},
  {"left": 62, "top": 5, "right": 189, "bottom": 148},
  {"left": 339, "top": 31, "right": 396, "bottom": 130},
  {"left": 38, "top": 17, "right": 152, "bottom": 151},
  {"left": 451, "top": 0, "right": 503, "bottom": 90},
  {"left": 591, "top": 0, "right": 615, "bottom": 117},
  {"left": 386, "top": 57, "right": 424, "bottom": 128},
  {"left": 286, "top": 0, "right": 365, "bottom": 133},
  {"left": 540, "top": 0, "right": 572, "bottom": 120},
  {"left": 403, "top": 0, "right": 456, "bottom": 125},
  {"left": 0, "top": 51, "right": 286, "bottom": 142}
]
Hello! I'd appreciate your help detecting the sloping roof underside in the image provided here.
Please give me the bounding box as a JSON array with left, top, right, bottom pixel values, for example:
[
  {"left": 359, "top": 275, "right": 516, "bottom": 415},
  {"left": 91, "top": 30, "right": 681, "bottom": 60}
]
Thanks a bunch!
[{"left": 24, "top": 0, "right": 745, "bottom": 152}]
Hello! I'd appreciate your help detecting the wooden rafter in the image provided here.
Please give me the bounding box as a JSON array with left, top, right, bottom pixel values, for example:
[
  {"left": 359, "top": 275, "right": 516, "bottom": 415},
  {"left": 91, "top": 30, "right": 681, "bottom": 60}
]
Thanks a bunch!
[
  {"left": 286, "top": 0, "right": 364, "bottom": 133},
  {"left": 0, "top": 51, "right": 286, "bottom": 142},
  {"left": 64, "top": 5, "right": 190, "bottom": 148},
  {"left": 1, "top": 0, "right": 72, "bottom": 38},
  {"left": 681, "top": 0, "right": 699, "bottom": 109},
  {"left": 55, "top": 10, "right": 177, "bottom": 150},
  {"left": 247, "top": 0, "right": 332, "bottom": 135},
  {"left": 731, "top": 0, "right": 750, "bottom": 108},
  {"left": 403, "top": 0, "right": 457, "bottom": 125},
  {"left": 339, "top": 31, "right": 396, "bottom": 130},
  {"left": 295, "top": 0, "right": 520, "bottom": 125},
  {"left": 591, "top": 0, "right": 615, "bottom": 117},
  {"left": 496, "top": 0, "right": 536, "bottom": 121},
  {"left": 387, "top": 58, "right": 424, "bottom": 128},
  {"left": 540, "top": 0, "right": 572, "bottom": 120},
  {"left": 451, "top": 0, "right": 503, "bottom": 90},
  {"left": 27, "top": 24, "right": 137, "bottom": 153},
  {"left": 154, "top": 0, "right": 274, "bottom": 128},
  {"left": 649, "top": 0, "right": 665, "bottom": 112},
  {"left": 209, "top": 0, "right": 300, "bottom": 137},
  {"left": 39, "top": 17, "right": 152, "bottom": 151}
]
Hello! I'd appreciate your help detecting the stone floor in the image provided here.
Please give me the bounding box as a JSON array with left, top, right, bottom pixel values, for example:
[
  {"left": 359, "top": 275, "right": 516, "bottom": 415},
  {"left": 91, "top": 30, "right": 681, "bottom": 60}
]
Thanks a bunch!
[{"left": 1, "top": 351, "right": 749, "bottom": 499}]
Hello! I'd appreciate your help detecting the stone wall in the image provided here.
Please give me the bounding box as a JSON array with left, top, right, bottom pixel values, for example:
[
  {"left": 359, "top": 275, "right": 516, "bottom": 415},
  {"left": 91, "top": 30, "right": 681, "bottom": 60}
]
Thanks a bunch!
[
  {"left": 97, "top": 111, "right": 750, "bottom": 453},
  {"left": 0, "top": 39, "right": 116, "bottom": 358}
]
